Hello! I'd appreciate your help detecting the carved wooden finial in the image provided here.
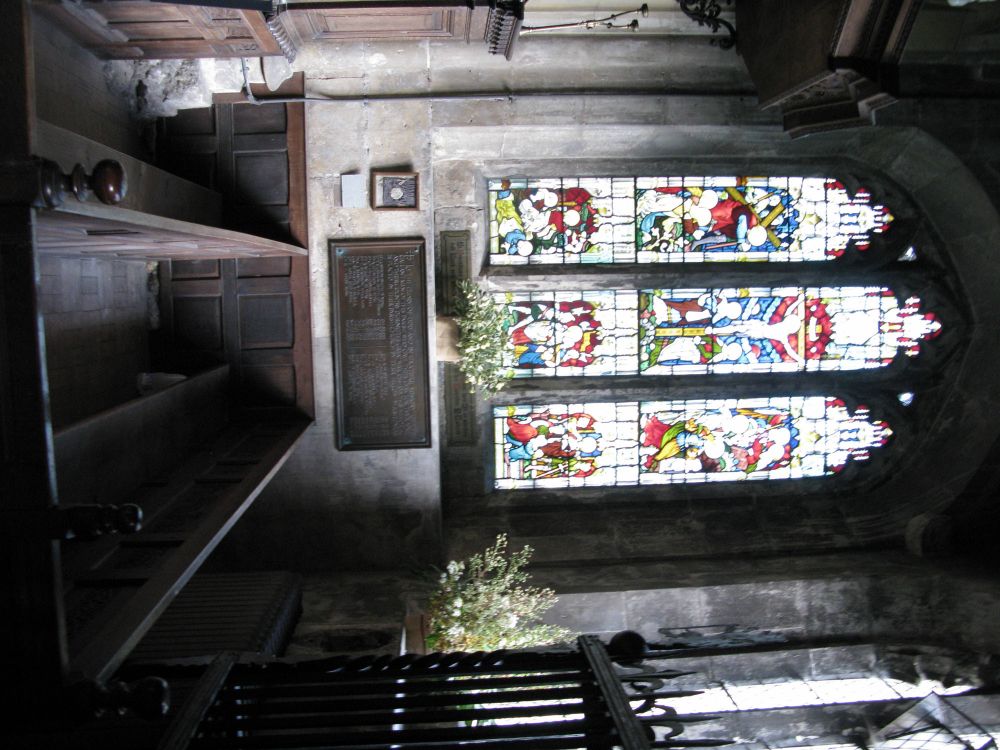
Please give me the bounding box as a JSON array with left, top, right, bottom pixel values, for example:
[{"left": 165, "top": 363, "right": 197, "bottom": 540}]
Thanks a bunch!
[
  {"left": 88, "top": 159, "right": 127, "bottom": 205},
  {"left": 34, "top": 158, "right": 127, "bottom": 208},
  {"left": 50, "top": 503, "right": 143, "bottom": 540},
  {"left": 66, "top": 676, "right": 170, "bottom": 723}
]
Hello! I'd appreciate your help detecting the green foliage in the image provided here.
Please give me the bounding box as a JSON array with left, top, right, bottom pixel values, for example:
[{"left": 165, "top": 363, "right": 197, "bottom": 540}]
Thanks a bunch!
[
  {"left": 425, "top": 534, "right": 575, "bottom": 652},
  {"left": 456, "top": 280, "right": 514, "bottom": 395}
]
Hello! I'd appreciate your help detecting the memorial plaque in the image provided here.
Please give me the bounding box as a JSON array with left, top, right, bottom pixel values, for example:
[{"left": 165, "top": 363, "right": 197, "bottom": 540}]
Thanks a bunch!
[
  {"left": 437, "top": 230, "right": 470, "bottom": 315},
  {"left": 330, "top": 239, "right": 430, "bottom": 450},
  {"left": 444, "top": 363, "right": 477, "bottom": 446}
]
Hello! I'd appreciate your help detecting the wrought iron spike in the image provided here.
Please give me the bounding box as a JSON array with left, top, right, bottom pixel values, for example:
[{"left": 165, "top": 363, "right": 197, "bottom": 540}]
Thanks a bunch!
[
  {"left": 677, "top": 0, "right": 737, "bottom": 49},
  {"left": 631, "top": 688, "right": 705, "bottom": 700},
  {"left": 652, "top": 740, "right": 736, "bottom": 748},
  {"left": 640, "top": 714, "right": 724, "bottom": 723},
  {"left": 621, "top": 670, "right": 699, "bottom": 681},
  {"left": 265, "top": 12, "right": 297, "bottom": 64},
  {"left": 635, "top": 690, "right": 702, "bottom": 700}
]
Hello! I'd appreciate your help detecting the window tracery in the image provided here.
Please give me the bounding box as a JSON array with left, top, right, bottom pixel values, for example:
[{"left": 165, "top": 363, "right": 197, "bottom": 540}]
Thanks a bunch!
[{"left": 485, "top": 173, "right": 951, "bottom": 491}]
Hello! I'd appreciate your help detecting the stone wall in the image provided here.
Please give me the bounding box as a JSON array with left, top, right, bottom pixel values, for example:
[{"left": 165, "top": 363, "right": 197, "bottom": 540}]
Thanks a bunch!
[{"left": 211, "top": 33, "right": 755, "bottom": 573}]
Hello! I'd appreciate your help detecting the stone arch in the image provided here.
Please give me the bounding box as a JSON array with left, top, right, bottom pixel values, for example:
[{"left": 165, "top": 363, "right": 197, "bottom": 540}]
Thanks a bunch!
[{"left": 438, "top": 124, "right": 999, "bottom": 561}]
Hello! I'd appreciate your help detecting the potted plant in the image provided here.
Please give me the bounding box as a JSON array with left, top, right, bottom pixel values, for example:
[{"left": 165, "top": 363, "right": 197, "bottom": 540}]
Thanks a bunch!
[
  {"left": 422, "top": 534, "right": 574, "bottom": 652},
  {"left": 454, "top": 280, "right": 514, "bottom": 396}
]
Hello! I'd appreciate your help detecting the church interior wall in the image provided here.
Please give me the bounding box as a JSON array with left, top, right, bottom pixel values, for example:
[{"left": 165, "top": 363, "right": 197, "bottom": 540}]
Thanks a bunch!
[
  {"left": 31, "top": 11, "right": 998, "bottom": 673},
  {"left": 209, "top": 32, "right": 759, "bottom": 574},
  {"left": 212, "top": 40, "right": 1000, "bottom": 637},
  {"left": 535, "top": 552, "right": 1000, "bottom": 656}
]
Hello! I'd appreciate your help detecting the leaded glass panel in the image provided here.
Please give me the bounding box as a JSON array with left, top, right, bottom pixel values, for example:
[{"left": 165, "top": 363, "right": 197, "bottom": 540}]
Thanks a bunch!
[
  {"left": 499, "top": 290, "right": 639, "bottom": 377},
  {"left": 495, "top": 403, "right": 641, "bottom": 489},
  {"left": 638, "top": 397, "right": 890, "bottom": 484},
  {"left": 489, "top": 176, "right": 892, "bottom": 265},
  {"left": 639, "top": 287, "right": 940, "bottom": 375},
  {"left": 488, "top": 178, "right": 636, "bottom": 264},
  {"left": 494, "top": 397, "right": 890, "bottom": 489},
  {"left": 496, "top": 287, "right": 939, "bottom": 377}
]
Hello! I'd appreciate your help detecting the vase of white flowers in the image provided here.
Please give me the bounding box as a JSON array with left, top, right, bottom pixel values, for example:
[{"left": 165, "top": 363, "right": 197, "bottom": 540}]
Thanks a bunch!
[
  {"left": 455, "top": 281, "right": 514, "bottom": 396},
  {"left": 422, "top": 534, "right": 574, "bottom": 653}
]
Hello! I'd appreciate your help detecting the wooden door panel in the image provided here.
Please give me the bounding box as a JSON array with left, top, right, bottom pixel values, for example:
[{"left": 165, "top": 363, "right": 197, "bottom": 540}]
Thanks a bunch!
[
  {"left": 311, "top": 9, "right": 458, "bottom": 37},
  {"left": 241, "top": 362, "right": 297, "bottom": 406},
  {"left": 36, "top": 0, "right": 282, "bottom": 59},
  {"left": 157, "top": 93, "right": 312, "bottom": 416},
  {"left": 269, "top": 3, "right": 495, "bottom": 49},
  {"left": 173, "top": 294, "right": 225, "bottom": 352},
  {"left": 287, "top": 7, "right": 466, "bottom": 40},
  {"left": 239, "top": 294, "right": 295, "bottom": 349},
  {"left": 238, "top": 256, "right": 292, "bottom": 278},
  {"left": 234, "top": 153, "right": 290, "bottom": 207},
  {"left": 172, "top": 259, "right": 221, "bottom": 280},
  {"left": 233, "top": 102, "right": 286, "bottom": 134}
]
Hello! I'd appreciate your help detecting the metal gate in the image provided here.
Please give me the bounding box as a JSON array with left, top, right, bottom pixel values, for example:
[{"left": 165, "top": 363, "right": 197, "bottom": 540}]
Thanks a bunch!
[{"left": 160, "top": 634, "right": 729, "bottom": 750}]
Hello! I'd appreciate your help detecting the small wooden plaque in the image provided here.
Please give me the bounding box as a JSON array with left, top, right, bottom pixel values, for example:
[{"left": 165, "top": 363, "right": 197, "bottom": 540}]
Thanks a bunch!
[{"left": 330, "top": 239, "right": 430, "bottom": 450}]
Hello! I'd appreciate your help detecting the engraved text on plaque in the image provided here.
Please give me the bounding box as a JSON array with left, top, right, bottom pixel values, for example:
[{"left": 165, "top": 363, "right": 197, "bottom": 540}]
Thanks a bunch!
[{"left": 331, "top": 239, "right": 430, "bottom": 449}]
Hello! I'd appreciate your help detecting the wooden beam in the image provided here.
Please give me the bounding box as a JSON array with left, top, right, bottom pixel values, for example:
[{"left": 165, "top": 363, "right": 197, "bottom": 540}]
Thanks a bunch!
[{"left": 37, "top": 201, "right": 308, "bottom": 260}]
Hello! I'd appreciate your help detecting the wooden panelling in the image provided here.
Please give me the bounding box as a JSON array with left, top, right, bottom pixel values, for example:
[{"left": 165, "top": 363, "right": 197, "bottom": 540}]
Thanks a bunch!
[
  {"left": 241, "top": 363, "right": 297, "bottom": 406},
  {"left": 160, "top": 99, "right": 295, "bottom": 242},
  {"left": 273, "top": 3, "right": 493, "bottom": 45},
  {"left": 173, "top": 295, "right": 224, "bottom": 352},
  {"left": 157, "top": 92, "right": 313, "bottom": 416},
  {"left": 306, "top": 8, "right": 458, "bottom": 38},
  {"left": 64, "top": 410, "right": 311, "bottom": 682},
  {"left": 239, "top": 294, "right": 295, "bottom": 349},
  {"left": 163, "top": 259, "right": 303, "bottom": 407},
  {"left": 238, "top": 257, "right": 292, "bottom": 278},
  {"left": 172, "top": 259, "right": 221, "bottom": 280},
  {"left": 35, "top": 0, "right": 282, "bottom": 59},
  {"left": 54, "top": 365, "right": 229, "bottom": 508}
]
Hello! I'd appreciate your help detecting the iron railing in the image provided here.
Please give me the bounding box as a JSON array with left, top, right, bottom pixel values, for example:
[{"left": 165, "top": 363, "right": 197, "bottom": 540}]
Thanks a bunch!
[{"left": 159, "top": 633, "right": 730, "bottom": 750}]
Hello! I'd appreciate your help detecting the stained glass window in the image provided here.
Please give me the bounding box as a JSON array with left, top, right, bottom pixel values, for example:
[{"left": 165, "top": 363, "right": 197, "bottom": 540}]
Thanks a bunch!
[
  {"left": 489, "top": 176, "right": 893, "bottom": 265},
  {"left": 499, "top": 290, "right": 639, "bottom": 377},
  {"left": 639, "top": 287, "right": 940, "bottom": 375},
  {"left": 495, "top": 402, "right": 641, "bottom": 489},
  {"left": 488, "top": 175, "right": 927, "bottom": 491},
  {"left": 489, "top": 178, "right": 636, "bottom": 264},
  {"left": 498, "top": 287, "right": 939, "bottom": 377},
  {"left": 494, "top": 398, "right": 891, "bottom": 489}
]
